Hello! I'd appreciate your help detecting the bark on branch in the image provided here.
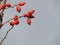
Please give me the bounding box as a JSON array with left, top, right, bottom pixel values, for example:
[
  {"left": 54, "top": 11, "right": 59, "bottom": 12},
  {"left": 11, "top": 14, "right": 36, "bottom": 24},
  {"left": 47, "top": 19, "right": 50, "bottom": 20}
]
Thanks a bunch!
[
  {"left": 0, "top": 0, "right": 7, "bottom": 29},
  {"left": 0, "top": 26, "right": 14, "bottom": 45}
]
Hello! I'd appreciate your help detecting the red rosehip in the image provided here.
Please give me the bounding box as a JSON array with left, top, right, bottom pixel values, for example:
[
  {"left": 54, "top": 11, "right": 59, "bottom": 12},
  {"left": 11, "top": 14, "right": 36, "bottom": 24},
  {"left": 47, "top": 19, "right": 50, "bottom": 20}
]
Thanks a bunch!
[
  {"left": 14, "top": 15, "right": 18, "bottom": 21},
  {"left": 27, "top": 18, "right": 31, "bottom": 25},
  {"left": 0, "top": 5, "right": 3, "bottom": 10},
  {"left": 10, "top": 21, "right": 15, "bottom": 26},
  {"left": 14, "top": 20, "right": 19, "bottom": 25},
  {"left": 23, "top": 13, "right": 27, "bottom": 17},
  {"left": 16, "top": 5, "right": 21, "bottom": 13},
  {"left": 27, "top": 14, "right": 32, "bottom": 17},
  {"left": 6, "top": 3, "right": 11, "bottom": 7},
  {"left": 18, "top": 2, "right": 26, "bottom": 6},
  {"left": 28, "top": 9, "right": 35, "bottom": 15}
]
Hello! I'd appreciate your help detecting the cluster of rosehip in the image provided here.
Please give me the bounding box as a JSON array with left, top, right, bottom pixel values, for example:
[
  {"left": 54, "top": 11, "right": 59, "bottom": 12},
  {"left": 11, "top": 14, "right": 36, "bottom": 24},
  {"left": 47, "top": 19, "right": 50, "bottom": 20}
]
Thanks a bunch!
[
  {"left": 23, "top": 9, "right": 35, "bottom": 25},
  {"left": 0, "top": 1, "right": 25, "bottom": 12},
  {"left": 0, "top": 1, "right": 35, "bottom": 26},
  {"left": 10, "top": 15, "right": 19, "bottom": 26},
  {"left": 10, "top": 9, "right": 35, "bottom": 26}
]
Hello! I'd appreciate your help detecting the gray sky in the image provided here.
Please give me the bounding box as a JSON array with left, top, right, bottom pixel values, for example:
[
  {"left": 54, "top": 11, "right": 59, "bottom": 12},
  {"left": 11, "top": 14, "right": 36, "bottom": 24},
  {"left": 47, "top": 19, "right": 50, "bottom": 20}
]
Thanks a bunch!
[{"left": 0, "top": 0, "right": 60, "bottom": 45}]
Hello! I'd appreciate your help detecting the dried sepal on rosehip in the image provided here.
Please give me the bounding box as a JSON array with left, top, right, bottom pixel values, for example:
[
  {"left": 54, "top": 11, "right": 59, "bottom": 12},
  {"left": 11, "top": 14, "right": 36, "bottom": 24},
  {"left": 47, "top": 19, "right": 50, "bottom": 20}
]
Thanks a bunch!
[
  {"left": 27, "top": 18, "right": 31, "bottom": 25},
  {"left": 10, "top": 21, "right": 15, "bottom": 26},
  {"left": 28, "top": 9, "right": 35, "bottom": 15},
  {"left": 28, "top": 15, "right": 34, "bottom": 18},
  {"left": 16, "top": 5, "right": 21, "bottom": 13},
  {"left": 18, "top": 2, "right": 26, "bottom": 6},
  {"left": 6, "top": 3, "right": 11, "bottom": 8},
  {"left": 14, "top": 15, "right": 18, "bottom": 21},
  {"left": 14, "top": 20, "right": 19, "bottom": 25}
]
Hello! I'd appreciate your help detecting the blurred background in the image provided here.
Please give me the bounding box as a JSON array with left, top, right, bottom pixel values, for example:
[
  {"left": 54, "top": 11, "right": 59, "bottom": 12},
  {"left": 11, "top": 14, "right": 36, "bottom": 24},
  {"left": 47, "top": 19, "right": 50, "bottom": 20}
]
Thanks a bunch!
[{"left": 0, "top": 0, "right": 60, "bottom": 45}]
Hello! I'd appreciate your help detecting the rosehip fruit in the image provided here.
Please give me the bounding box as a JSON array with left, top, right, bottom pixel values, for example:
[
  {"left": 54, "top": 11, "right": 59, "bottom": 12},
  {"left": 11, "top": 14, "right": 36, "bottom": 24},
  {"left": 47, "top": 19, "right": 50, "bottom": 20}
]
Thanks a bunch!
[
  {"left": 27, "top": 14, "right": 32, "bottom": 17},
  {"left": 18, "top": 2, "right": 26, "bottom": 6},
  {"left": 14, "top": 20, "right": 19, "bottom": 25},
  {"left": 27, "top": 18, "right": 31, "bottom": 25},
  {"left": 14, "top": 15, "right": 18, "bottom": 21},
  {"left": 10, "top": 21, "right": 15, "bottom": 26},
  {"left": 16, "top": 5, "right": 21, "bottom": 13},
  {"left": 23, "top": 13, "right": 27, "bottom": 17},
  {"left": 6, "top": 3, "right": 11, "bottom": 7},
  {"left": 28, "top": 9, "right": 35, "bottom": 15},
  {"left": 0, "top": 5, "right": 3, "bottom": 10}
]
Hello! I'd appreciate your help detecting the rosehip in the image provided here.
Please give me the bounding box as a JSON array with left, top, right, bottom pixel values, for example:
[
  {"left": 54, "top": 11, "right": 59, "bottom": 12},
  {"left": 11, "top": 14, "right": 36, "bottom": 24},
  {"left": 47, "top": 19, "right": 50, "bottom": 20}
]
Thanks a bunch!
[
  {"left": 14, "top": 15, "right": 18, "bottom": 21},
  {"left": 16, "top": 5, "right": 21, "bottom": 13},
  {"left": 6, "top": 3, "right": 11, "bottom": 7},
  {"left": 23, "top": 13, "right": 27, "bottom": 17},
  {"left": 18, "top": 2, "right": 26, "bottom": 6},
  {"left": 10, "top": 21, "right": 15, "bottom": 26},
  {"left": 14, "top": 20, "right": 19, "bottom": 25},
  {"left": 27, "top": 14, "right": 32, "bottom": 17},
  {"left": 28, "top": 9, "right": 35, "bottom": 15},
  {"left": 27, "top": 18, "right": 31, "bottom": 25},
  {"left": 0, "top": 5, "right": 3, "bottom": 10}
]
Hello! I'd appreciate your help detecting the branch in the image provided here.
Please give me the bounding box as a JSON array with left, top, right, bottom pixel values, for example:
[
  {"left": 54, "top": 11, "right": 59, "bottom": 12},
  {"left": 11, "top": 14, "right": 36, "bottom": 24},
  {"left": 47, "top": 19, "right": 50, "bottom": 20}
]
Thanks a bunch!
[
  {"left": 0, "top": 0, "right": 7, "bottom": 29},
  {"left": 0, "top": 26, "right": 14, "bottom": 45},
  {"left": 2, "top": 16, "right": 23, "bottom": 26}
]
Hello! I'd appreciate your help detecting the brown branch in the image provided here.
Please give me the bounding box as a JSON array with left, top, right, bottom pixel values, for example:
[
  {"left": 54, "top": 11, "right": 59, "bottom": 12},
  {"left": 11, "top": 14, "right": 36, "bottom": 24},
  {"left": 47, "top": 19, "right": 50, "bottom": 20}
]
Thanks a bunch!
[
  {"left": 2, "top": 16, "right": 23, "bottom": 26},
  {"left": 0, "top": 26, "right": 14, "bottom": 45},
  {"left": 0, "top": 15, "right": 24, "bottom": 45},
  {"left": 0, "top": 0, "right": 7, "bottom": 29}
]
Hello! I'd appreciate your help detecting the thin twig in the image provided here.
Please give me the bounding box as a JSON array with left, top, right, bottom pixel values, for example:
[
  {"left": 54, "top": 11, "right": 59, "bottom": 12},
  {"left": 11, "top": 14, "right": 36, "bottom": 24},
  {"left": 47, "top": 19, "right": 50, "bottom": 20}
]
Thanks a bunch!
[{"left": 0, "top": 26, "right": 14, "bottom": 45}]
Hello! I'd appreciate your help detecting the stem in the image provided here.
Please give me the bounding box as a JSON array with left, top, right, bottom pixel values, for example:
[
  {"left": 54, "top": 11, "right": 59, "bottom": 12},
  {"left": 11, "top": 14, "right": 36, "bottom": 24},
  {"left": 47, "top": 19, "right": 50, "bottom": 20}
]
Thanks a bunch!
[
  {"left": 5, "top": 4, "right": 17, "bottom": 9},
  {"left": 0, "top": 26, "right": 14, "bottom": 45}
]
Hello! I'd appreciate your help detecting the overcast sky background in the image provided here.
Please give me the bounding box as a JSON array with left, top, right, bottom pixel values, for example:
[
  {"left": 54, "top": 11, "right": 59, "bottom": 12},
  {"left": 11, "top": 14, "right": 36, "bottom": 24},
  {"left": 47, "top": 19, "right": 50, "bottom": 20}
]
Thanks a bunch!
[{"left": 0, "top": 0, "right": 60, "bottom": 45}]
